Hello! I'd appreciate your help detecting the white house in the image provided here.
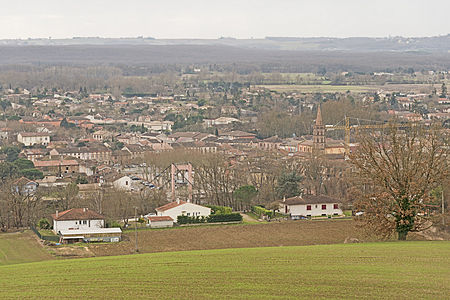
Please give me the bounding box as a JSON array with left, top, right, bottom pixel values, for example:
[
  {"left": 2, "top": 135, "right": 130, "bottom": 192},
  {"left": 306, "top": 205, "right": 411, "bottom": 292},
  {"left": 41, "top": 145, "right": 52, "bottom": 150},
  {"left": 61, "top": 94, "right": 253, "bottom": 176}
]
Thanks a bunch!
[
  {"left": 17, "top": 132, "right": 50, "bottom": 146},
  {"left": 51, "top": 208, "right": 122, "bottom": 243},
  {"left": 113, "top": 175, "right": 134, "bottom": 191},
  {"left": 52, "top": 208, "right": 105, "bottom": 234},
  {"left": 280, "top": 195, "right": 343, "bottom": 219},
  {"left": 155, "top": 200, "right": 211, "bottom": 223}
]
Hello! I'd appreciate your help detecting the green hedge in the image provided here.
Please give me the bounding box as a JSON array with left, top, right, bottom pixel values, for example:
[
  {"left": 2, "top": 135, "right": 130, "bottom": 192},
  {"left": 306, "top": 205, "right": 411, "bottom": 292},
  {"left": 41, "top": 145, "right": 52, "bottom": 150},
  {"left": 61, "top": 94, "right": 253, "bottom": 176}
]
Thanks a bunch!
[
  {"left": 177, "top": 215, "right": 207, "bottom": 224},
  {"left": 177, "top": 213, "right": 242, "bottom": 224},
  {"left": 207, "top": 213, "right": 242, "bottom": 223},
  {"left": 206, "top": 205, "right": 233, "bottom": 215},
  {"left": 252, "top": 206, "right": 274, "bottom": 218}
]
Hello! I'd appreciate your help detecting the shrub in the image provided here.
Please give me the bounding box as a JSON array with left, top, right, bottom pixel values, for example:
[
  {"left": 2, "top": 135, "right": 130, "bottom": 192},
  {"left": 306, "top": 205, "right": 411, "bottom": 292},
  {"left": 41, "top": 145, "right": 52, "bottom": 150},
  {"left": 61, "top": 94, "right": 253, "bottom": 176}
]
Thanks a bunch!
[
  {"left": 177, "top": 215, "right": 207, "bottom": 225},
  {"left": 106, "top": 220, "right": 122, "bottom": 229},
  {"left": 252, "top": 206, "right": 274, "bottom": 218},
  {"left": 207, "top": 213, "right": 242, "bottom": 223},
  {"left": 37, "top": 218, "right": 50, "bottom": 229}
]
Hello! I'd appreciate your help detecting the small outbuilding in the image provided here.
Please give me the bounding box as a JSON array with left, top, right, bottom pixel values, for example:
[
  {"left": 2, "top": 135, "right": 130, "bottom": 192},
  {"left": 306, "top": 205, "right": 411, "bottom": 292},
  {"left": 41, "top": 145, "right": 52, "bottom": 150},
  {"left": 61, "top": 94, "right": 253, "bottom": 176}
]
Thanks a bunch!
[{"left": 146, "top": 216, "right": 174, "bottom": 228}]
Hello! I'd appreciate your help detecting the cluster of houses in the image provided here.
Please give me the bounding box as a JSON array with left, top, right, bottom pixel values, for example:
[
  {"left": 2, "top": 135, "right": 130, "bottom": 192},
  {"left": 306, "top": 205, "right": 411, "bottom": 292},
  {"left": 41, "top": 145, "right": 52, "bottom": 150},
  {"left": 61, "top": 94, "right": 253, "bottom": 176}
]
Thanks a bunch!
[{"left": 52, "top": 194, "right": 343, "bottom": 244}]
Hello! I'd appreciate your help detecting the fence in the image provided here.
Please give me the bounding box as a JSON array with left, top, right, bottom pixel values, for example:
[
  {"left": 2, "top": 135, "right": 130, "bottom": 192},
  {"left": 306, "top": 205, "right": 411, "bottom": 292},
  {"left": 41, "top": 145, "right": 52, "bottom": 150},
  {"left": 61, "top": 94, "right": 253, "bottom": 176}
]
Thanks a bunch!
[{"left": 30, "top": 225, "right": 61, "bottom": 242}]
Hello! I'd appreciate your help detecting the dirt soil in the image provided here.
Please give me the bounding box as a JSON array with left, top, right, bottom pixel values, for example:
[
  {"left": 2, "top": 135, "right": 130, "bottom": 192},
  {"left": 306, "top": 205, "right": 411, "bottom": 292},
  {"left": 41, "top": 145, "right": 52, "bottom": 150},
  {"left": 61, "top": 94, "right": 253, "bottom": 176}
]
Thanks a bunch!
[{"left": 88, "top": 219, "right": 367, "bottom": 256}]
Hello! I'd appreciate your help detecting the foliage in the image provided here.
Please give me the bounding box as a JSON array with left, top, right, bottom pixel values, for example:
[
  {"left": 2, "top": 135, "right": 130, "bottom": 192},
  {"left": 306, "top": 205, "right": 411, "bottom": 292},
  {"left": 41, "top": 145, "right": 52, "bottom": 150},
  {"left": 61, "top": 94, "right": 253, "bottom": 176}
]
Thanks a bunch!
[
  {"left": 0, "top": 162, "right": 19, "bottom": 182},
  {"left": 350, "top": 123, "right": 449, "bottom": 240},
  {"left": 177, "top": 215, "right": 207, "bottom": 224},
  {"left": 206, "top": 205, "right": 232, "bottom": 215},
  {"left": 251, "top": 206, "right": 274, "bottom": 218},
  {"left": 207, "top": 213, "right": 242, "bottom": 223},
  {"left": 130, "top": 124, "right": 147, "bottom": 133},
  {"left": 60, "top": 117, "right": 76, "bottom": 128},
  {"left": 233, "top": 185, "right": 258, "bottom": 208},
  {"left": 276, "top": 171, "right": 303, "bottom": 198},
  {"left": 37, "top": 218, "right": 50, "bottom": 230},
  {"left": 13, "top": 158, "right": 34, "bottom": 170},
  {"left": 75, "top": 176, "right": 88, "bottom": 184},
  {"left": 177, "top": 213, "right": 242, "bottom": 224},
  {"left": 20, "top": 168, "right": 44, "bottom": 180},
  {"left": 1, "top": 146, "right": 21, "bottom": 162}
]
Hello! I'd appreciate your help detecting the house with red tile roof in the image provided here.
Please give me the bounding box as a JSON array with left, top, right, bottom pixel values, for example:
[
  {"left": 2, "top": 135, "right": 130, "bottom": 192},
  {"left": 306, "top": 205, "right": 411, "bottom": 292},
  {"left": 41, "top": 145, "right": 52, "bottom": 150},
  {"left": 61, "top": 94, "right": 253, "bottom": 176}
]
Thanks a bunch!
[
  {"left": 155, "top": 200, "right": 211, "bottom": 223},
  {"left": 51, "top": 208, "right": 122, "bottom": 243}
]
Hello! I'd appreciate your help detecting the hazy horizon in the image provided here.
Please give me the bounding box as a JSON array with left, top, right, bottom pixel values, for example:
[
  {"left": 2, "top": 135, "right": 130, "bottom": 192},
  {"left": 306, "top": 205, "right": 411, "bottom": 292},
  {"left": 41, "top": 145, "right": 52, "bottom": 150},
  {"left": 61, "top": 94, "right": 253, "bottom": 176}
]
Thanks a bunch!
[{"left": 1, "top": 0, "right": 449, "bottom": 40}]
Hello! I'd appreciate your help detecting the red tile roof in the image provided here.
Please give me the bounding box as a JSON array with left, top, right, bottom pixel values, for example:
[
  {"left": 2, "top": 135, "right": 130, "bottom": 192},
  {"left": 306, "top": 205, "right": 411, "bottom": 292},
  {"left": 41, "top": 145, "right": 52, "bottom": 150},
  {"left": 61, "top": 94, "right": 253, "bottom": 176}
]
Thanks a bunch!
[
  {"left": 34, "top": 160, "right": 79, "bottom": 167},
  {"left": 282, "top": 195, "right": 341, "bottom": 206},
  {"left": 155, "top": 200, "right": 187, "bottom": 212},
  {"left": 51, "top": 208, "right": 105, "bottom": 221},
  {"left": 147, "top": 216, "right": 173, "bottom": 222}
]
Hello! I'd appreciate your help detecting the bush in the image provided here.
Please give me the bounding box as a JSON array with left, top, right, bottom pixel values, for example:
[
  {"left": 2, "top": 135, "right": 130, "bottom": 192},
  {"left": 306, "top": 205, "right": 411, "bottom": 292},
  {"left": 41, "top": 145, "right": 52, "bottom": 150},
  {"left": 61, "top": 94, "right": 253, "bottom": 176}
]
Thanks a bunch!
[
  {"left": 106, "top": 220, "right": 122, "bottom": 229},
  {"left": 20, "top": 168, "right": 44, "bottom": 180},
  {"left": 252, "top": 206, "right": 274, "bottom": 218},
  {"left": 37, "top": 218, "right": 50, "bottom": 229},
  {"left": 177, "top": 215, "right": 207, "bottom": 225},
  {"left": 207, "top": 213, "right": 243, "bottom": 223}
]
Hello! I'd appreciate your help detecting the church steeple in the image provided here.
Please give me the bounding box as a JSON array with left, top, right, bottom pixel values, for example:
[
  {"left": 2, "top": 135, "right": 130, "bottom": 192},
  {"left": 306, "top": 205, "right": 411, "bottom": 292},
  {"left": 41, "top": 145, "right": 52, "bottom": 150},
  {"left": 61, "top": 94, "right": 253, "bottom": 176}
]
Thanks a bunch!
[
  {"left": 313, "top": 105, "right": 325, "bottom": 151},
  {"left": 315, "top": 104, "right": 323, "bottom": 126}
]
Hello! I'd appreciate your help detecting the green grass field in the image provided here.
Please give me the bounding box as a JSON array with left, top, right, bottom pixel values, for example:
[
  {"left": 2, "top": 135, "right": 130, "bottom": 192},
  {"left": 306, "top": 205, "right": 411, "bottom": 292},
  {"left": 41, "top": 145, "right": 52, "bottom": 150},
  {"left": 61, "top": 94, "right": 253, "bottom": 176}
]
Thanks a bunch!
[
  {"left": 0, "top": 241, "right": 448, "bottom": 299},
  {"left": 0, "top": 231, "right": 53, "bottom": 265}
]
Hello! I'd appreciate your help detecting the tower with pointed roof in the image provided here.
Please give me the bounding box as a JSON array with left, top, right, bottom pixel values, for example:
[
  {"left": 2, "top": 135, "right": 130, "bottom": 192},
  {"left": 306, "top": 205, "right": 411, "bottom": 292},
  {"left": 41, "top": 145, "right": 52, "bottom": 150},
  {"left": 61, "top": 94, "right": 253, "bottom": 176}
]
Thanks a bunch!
[{"left": 313, "top": 105, "right": 325, "bottom": 151}]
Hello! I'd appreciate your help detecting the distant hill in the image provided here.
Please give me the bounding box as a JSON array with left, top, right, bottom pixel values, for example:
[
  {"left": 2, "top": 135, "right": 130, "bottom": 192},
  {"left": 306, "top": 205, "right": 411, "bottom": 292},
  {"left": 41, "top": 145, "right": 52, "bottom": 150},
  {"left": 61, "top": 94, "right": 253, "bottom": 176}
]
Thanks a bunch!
[
  {"left": 0, "top": 35, "right": 449, "bottom": 52},
  {"left": 0, "top": 44, "right": 449, "bottom": 73}
]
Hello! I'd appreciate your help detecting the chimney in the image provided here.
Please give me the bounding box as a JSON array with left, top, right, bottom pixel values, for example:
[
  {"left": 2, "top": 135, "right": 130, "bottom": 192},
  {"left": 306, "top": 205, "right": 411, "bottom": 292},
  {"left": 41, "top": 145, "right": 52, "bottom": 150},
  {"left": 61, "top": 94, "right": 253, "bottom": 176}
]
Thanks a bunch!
[
  {"left": 56, "top": 210, "right": 59, "bottom": 218},
  {"left": 283, "top": 196, "right": 286, "bottom": 203},
  {"left": 176, "top": 198, "right": 180, "bottom": 204},
  {"left": 83, "top": 208, "right": 87, "bottom": 212}
]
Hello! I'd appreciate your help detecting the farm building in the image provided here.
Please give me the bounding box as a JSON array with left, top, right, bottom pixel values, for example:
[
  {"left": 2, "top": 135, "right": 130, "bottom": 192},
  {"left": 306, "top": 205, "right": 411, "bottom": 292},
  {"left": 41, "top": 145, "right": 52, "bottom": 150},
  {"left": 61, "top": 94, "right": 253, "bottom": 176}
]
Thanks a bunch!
[
  {"left": 155, "top": 200, "right": 211, "bottom": 223},
  {"left": 146, "top": 216, "right": 174, "bottom": 228},
  {"left": 280, "top": 195, "right": 343, "bottom": 219}
]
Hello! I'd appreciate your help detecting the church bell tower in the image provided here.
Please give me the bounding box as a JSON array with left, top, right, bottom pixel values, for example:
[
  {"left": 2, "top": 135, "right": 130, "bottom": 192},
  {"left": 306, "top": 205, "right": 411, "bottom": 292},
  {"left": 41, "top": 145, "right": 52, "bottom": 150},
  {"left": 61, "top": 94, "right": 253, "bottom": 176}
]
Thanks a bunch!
[{"left": 313, "top": 105, "right": 325, "bottom": 152}]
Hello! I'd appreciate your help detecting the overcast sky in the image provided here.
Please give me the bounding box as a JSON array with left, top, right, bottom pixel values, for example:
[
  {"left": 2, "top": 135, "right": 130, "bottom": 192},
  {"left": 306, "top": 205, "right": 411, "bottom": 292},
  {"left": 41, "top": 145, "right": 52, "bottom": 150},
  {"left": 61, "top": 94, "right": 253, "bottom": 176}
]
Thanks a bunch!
[{"left": 0, "top": 0, "right": 449, "bottom": 39}]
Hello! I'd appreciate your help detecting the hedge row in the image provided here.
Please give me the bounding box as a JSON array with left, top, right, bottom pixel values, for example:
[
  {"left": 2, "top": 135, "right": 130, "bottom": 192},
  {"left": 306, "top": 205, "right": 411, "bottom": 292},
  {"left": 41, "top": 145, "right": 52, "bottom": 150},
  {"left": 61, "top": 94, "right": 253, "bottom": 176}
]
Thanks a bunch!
[
  {"left": 177, "top": 213, "right": 242, "bottom": 224},
  {"left": 208, "top": 213, "right": 242, "bottom": 223},
  {"left": 252, "top": 206, "right": 274, "bottom": 218},
  {"left": 205, "top": 205, "right": 233, "bottom": 215}
]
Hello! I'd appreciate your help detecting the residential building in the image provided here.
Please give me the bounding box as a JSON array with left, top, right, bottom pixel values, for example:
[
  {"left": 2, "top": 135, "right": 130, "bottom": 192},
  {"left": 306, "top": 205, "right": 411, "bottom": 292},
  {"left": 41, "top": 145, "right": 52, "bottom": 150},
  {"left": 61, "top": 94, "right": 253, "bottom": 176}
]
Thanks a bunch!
[
  {"left": 279, "top": 195, "right": 343, "bottom": 219},
  {"left": 17, "top": 132, "right": 50, "bottom": 146},
  {"left": 155, "top": 200, "right": 211, "bottom": 222}
]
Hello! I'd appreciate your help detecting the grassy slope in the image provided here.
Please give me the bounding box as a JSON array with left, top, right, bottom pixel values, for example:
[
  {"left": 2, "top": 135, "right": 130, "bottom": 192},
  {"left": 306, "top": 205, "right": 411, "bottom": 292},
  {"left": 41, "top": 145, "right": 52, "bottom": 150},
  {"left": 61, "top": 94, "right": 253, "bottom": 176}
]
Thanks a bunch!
[
  {"left": 0, "top": 242, "right": 448, "bottom": 299},
  {"left": 0, "top": 231, "right": 53, "bottom": 266}
]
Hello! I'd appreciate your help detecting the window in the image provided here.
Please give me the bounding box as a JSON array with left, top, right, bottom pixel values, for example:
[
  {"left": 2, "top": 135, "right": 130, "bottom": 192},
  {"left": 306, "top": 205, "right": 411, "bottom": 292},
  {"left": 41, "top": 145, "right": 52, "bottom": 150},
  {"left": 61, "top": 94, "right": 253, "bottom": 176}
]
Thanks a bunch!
[
  {"left": 83, "top": 220, "right": 87, "bottom": 225},
  {"left": 306, "top": 205, "right": 311, "bottom": 211},
  {"left": 333, "top": 204, "right": 339, "bottom": 209},
  {"left": 187, "top": 213, "right": 190, "bottom": 216},
  {"left": 322, "top": 204, "right": 327, "bottom": 210},
  {"left": 125, "top": 181, "right": 128, "bottom": 186}
]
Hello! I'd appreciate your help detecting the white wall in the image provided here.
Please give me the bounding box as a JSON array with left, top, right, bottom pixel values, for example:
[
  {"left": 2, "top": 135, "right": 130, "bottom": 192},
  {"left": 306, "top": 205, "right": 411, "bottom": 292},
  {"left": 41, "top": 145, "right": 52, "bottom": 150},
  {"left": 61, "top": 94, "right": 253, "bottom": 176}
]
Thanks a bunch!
[
  {"left": 149, "top": 220, "right": 173, "bottom": 228},
  {"left": 53, "top": 219, "right": 104, "bottom": 233},
  {"left": 157, "top": 203, "right": 211, "bottom": 223},
  {"left": 113, "top": 176, "right": 132, "bottom": 191},
  {"left": 283, "top": 203, "right": 342, "bottom": 217}
]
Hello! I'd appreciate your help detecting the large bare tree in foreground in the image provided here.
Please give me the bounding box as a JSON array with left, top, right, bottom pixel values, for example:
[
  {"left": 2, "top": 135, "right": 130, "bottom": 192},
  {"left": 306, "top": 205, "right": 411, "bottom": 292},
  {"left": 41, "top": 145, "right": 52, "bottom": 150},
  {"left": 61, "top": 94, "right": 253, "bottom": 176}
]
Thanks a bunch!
[{"left": 350, "top": 123, "right": 449, "bottom": 240}]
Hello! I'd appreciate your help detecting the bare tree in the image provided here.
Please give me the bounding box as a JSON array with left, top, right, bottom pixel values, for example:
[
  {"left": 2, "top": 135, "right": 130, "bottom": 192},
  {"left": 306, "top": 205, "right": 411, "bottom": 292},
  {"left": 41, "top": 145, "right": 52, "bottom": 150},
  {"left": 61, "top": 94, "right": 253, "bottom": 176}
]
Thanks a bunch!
[{"left": 350, "top": 123, "right": 449, "bottom": 240}]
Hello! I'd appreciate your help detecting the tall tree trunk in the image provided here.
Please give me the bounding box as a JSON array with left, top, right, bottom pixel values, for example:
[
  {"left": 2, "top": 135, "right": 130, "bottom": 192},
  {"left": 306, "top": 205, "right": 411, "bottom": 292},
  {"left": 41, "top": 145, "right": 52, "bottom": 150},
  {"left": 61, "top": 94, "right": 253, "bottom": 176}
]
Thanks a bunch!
[{"left": 398, "top": 231, "right": 408, "bottom": 241}]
